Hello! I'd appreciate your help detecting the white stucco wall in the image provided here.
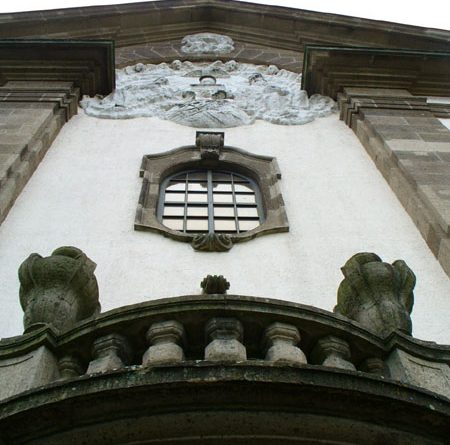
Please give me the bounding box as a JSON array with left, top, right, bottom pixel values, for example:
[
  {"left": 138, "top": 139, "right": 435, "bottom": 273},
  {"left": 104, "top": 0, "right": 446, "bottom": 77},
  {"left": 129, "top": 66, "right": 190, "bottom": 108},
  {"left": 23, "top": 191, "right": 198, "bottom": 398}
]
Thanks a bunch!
[{"left": 1, "top": 112, "right": 450, "bottom": 343}]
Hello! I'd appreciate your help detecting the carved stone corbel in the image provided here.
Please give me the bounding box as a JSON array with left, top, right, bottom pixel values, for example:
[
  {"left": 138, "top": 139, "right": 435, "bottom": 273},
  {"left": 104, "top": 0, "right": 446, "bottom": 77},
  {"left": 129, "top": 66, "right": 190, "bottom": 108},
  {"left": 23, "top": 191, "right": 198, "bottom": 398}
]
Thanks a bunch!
[
  {"left": 191, "top": 233, "right": 233, "bottom": 252},
  {"left": 196, "top": 131, "right": 224, "bottom": 160},
  {"left": 18, "top": 246, "right": 100, "bottom": 333},
  {"left": 334, "top": 252, "right": 415, "bottom": 338}
]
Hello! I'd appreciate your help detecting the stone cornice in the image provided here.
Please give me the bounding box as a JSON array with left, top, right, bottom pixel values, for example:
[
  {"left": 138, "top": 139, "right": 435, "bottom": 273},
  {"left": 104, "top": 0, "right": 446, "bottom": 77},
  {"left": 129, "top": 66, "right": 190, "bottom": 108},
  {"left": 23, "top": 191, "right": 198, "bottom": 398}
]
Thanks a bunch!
[
  {"left": 302, "top": 45, "right": 450, "bottom": 99},
  {"left": 0, "top": 0, "right": 449, "bottom": 53},
  {"left": 0, "top": 39, "right": 115, "bottom": 96}
]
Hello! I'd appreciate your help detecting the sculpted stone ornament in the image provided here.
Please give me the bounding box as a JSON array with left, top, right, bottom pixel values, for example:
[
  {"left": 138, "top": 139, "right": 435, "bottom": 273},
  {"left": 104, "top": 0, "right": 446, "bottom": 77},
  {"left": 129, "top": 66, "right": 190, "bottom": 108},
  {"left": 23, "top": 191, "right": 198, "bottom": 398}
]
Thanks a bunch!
[
  {"left": 18, "top": 246, "right": 100, "bottom": 333},
  {"left": 80, "top": 60, "right": 336, "bottom": 128},
  {"left": 201, "top": 275, "right": 230, "bottom": 294},
  {"left": 334, "top": 252, "right": 415, "bottom": 338},
  {"left": 196, "top": 131, "right": 224, "bottom": 160},
  {"left": 191, "top": 233, "right": 233, "bottom": 252},
  {"left": 181, "top": 33, "right": 234, "bottom": 54}
]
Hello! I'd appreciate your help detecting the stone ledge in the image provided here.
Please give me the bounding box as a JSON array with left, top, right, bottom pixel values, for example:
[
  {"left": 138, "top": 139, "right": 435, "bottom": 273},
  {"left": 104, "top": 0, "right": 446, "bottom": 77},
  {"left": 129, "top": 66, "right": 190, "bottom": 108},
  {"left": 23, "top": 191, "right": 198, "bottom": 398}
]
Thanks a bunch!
[{"left": 0, "top": 364, "right": 448, "bottom": 444}]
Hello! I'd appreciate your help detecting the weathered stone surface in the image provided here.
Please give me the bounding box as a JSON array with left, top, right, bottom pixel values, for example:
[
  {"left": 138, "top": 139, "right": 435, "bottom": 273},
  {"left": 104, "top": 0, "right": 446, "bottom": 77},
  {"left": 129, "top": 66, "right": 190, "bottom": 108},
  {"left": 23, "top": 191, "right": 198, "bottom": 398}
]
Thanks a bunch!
[
  {"left": 386, "top": 349, "right": 450, "bottom": 398},
  {"left": 360, "top": 357, "right": 385, "bottom": 375},
  {"left": 311, "top": 335, "right": 356, "bottom": 371},
  {"left": 80, "top": 60, "right": 336, "bottom": 128},
  {"left": 205, "top": 318, "right": 246, "bottom": 361},
  {"left": 0, "top": 346, "right": 59, "bottom": 401},
  {"left": 335, "top": 252, "right": 415, "bottom": 338},
  {"left": 58, "top": 355, "right": 84, "bottom": 380},
  {"left": 264, "top": 322, "right": 307, "bottom": 364},
  {"left": 86, "top": 333, "right": 130, "bottom": 374},
  {"left": 19, "top": 246, "right": 100, "bottom": 333},
  {"left": 142, "top": 320, "right": 185, "bottom": 366}
]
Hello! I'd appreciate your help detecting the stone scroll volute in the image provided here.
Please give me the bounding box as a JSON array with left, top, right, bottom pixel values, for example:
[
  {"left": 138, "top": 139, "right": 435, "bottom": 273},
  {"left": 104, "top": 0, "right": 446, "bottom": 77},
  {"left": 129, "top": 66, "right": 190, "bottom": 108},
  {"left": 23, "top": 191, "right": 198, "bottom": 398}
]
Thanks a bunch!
[
  {"left": 334, "top": 252, "right": 415, "bottom": 338},
  {"left": 18, "top": 246, "right": 100, "bottom": 333}
]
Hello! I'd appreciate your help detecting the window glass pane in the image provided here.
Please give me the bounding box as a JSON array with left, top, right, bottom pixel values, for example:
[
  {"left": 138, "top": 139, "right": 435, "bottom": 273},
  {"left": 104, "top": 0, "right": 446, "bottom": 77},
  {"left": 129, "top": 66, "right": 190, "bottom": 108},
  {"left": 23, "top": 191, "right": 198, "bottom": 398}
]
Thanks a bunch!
[
  {"left": 188, "top": 193, "right": 208, "bottom": 203},
  {"left": 214, "top": 219, "right": 237, "bottom": 231},
  {"left": 214, "top": 206, "right": 235, "bottom": 217},
  {"left": 214, "top": 194, "right": 233, "bottom": 204},
  {"left": 234, "top": 184, "right": 254, "bottom": 193},
  {"left": 188, "top": 182, "right": 208, "bottom": 191},
  {"left": 235, "top": 194, "right": 255, "bottom": 204},
  {"left": 237, "top": 207, "right": 258, "bottom": 218},
  {"left": 187, "top": 206, "right": 208, "bottom": 217},
  {"left": 163, "top": 206, "right": 185, "bottom": 216},
  {"left": 186, "top": 219, "right": 209, "bottom": 231},
  {"left": 173, "top": 173, "right": 187, "bottom": 181},
  {"left": 165, "top": 192, "right": 186, "bottom": 203},
  {"left": 166, "top": 181, "right": 186, "bottom": 192},
  {"left": 212, "top": 172, "right": 232, "bottom": 182},
  {"left": 239, "top": 220, "right": 259, "bottom": 231},
  {"left": 163, "top": 219, "right": 184, "bottom": 231},
  {"left": 212, "top": 183, "right": 232, "bottom": 192},
  {"left": 188, "top": 172, "right": 207, "bottom": 181}
]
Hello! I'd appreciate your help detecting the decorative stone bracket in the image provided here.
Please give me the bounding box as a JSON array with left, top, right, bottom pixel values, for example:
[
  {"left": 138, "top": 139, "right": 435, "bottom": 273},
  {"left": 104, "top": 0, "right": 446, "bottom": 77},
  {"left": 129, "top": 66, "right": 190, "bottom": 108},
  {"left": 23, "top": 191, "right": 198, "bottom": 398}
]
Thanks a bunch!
[{"left": 196, "top": 131, "right": 224, "bottom": 161}]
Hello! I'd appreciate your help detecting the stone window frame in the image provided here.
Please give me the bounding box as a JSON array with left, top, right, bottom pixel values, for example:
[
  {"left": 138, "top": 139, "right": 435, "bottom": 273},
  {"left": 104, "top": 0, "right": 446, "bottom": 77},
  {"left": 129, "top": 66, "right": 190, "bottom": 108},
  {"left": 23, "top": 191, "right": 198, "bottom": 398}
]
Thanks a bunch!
[{"left": 135, "top": 132, "right": 288, "bottom": 251}]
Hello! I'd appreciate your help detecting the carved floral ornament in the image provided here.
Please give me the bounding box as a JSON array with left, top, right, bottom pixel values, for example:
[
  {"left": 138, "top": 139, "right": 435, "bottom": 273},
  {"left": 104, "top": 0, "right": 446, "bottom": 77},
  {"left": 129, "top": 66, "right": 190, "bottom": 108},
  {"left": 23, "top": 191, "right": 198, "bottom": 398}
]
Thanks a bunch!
[
  {"left": 80, "top": 59, "right": 336, "bottom": 128},
  {"left": 135, "top": 132, "right": 289, "bottom": 251}
]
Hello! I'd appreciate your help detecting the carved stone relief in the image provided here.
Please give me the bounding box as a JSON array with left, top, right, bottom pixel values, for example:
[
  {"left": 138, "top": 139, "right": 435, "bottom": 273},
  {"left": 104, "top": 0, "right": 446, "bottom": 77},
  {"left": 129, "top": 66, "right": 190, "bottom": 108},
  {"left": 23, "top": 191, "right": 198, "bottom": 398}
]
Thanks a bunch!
[
  {"left": 181, "top": 33, "right": 235, "bottom": 54},
  {"left": 80, "top": 59, "right": 336, "bottom": 128}
]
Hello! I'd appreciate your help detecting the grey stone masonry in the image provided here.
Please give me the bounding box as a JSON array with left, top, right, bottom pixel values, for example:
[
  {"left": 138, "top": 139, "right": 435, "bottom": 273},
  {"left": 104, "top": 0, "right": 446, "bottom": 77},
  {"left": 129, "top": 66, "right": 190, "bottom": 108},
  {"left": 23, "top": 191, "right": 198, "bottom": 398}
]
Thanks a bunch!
[
  {"left": 339, "top": 88, "right": 450, "bottom": 278},
  {"left": 386, "top": 349, "right": 450, "bottom": 399},
  {"left": 311, "top": 335, "right": 356, "bottom": 371},
  {"left": 0, "top": 345, "right": 59, "bottom": 401},
  {"left": 0, "top": 81, "right": 79, "bottom": 226},
  {"left": 205, "top": 317, "right": 246, "bottom": 362},
  {"left": 264, "top": 322, "right": 307, "bottom": 364},
  {"left": 86, "top": 334, "right": 131, "bottom": 374}
]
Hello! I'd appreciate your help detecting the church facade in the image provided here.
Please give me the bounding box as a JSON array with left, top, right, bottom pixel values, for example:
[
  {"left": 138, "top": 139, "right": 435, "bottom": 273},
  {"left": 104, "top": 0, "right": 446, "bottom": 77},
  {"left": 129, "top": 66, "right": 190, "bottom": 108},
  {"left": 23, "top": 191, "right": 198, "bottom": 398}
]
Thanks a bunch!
[{"left": 0, "top": 1, "right": 449, "bottom": 443}]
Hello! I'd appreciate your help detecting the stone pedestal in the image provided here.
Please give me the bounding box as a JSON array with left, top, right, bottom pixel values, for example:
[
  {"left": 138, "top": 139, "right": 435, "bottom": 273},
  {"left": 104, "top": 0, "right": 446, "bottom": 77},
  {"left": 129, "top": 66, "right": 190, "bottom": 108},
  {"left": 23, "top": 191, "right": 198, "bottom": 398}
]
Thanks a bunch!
[
  {"left": 386, "top": 349, "right": 450, "bottom": 398},
  {"left": 142, "top": 320, "right": 185, "bottom": 366},
  {"left": 264, "top": 322, "right": 307, "bottom": 364},
  {"left": 0, "top": 346, "right": 59, "bottom": 401},
  {"left": 205, "top": 318, "right": 246, "bottom": 361}
]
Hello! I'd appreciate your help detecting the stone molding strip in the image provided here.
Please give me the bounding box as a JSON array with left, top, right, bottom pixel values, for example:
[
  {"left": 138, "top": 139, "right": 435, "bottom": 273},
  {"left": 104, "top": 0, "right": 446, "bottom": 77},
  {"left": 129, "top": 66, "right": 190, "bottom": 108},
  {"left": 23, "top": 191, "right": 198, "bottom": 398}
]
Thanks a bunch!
[
  {"left": 0, "top": 81, "right": 79, "bottom": 225},
  {"left": 339, "top": 88, "right": 450, "bottom": 277}
]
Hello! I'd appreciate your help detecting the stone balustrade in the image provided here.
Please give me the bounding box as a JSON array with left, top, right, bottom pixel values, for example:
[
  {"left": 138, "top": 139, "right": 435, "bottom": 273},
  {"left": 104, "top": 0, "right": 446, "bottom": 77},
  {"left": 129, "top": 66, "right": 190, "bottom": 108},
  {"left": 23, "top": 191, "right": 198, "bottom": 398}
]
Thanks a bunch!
[{"left": 1, "top": 293, "right": 449, "bottom": 402}]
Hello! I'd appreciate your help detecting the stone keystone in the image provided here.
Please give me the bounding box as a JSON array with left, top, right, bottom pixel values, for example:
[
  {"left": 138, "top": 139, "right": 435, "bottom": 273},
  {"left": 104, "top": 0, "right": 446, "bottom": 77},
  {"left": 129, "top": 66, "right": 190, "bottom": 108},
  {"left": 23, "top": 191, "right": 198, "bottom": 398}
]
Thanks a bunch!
[
  {"left": 264, "top": 322, "right": 307, "bottom": 364},
  {"left": 205, "top": 317, "right": 246, "bottom": 361},
  {"left": 334, "top": 252, "right": 415, "bottom": 338},
  {"left": 142, "top": 320, "right": 186, "bottom": 366},
  {"left": 18, "top": 246, "right": 100, "bottom": 333}
]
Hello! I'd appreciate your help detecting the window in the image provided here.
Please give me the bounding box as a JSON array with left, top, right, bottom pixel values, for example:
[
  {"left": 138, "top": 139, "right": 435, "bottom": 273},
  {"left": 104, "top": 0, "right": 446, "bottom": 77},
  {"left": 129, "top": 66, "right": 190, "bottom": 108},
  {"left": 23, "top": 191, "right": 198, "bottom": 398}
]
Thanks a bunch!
[
  {"left": 159, "top": 170, "right": 262, "bottom": 234},
  {"left": 135, "top": 132, "right": 288, "bottom": 251}
]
